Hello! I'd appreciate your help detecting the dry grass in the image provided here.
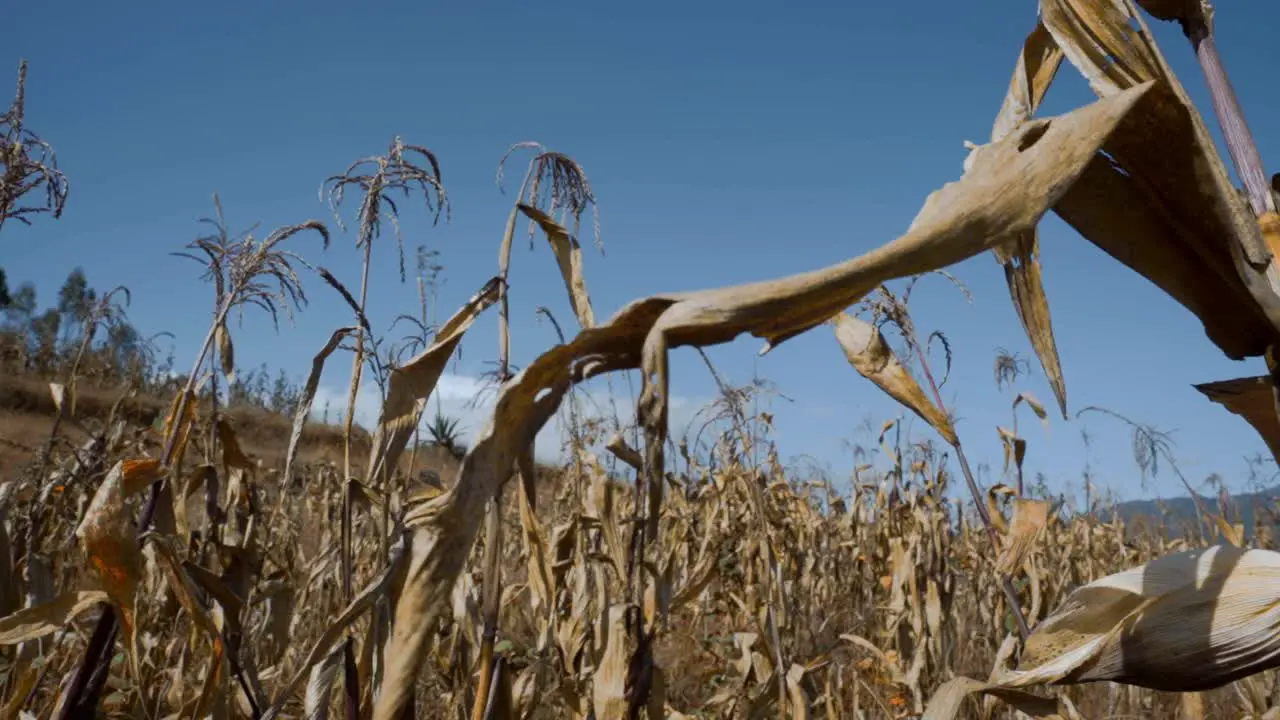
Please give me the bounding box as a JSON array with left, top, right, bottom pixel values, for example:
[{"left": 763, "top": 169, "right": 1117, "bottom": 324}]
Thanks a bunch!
[
  {"left": 0, "top": 369, "right": 1268, "bottom": 719},
  {"left": 0, "top": 376, "right": 464, "bottom": 485}
]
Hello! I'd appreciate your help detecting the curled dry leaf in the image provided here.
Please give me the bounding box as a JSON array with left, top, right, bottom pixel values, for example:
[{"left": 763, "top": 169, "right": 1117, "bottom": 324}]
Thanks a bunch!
[
  {"left": 1039, "top": 0, "right": 1280, "bottom": 362},
  {"left": 991, "top": 545, "right": 1280, "bottom": 692},
  {"left": 75, "top": 458, "right": 163, "bottom": 683},
  {"left": 1015, "top": 391, "right": 1050, "bottom": 427},
  {"left": 364, "top": 276, "right": 502, "bottom": 486},
  {"left": 216, "top": 320, "right": 235, "bottom": 382},
  {"left": 996, "top": 498, "right": 1050, "bottom": 575},
  {"left": 986, "top": 484, "right": 1015, "bottom": 535},
  {"left": 0, "top": 590, "right": 110, "bottom": 645},
  {"left": 518, "top": 203, "right": 596, "bottom": 329},
  {"left": 304, "top": 644, "right": 343, "bottom": 720},
  {"left": 1196, "top": 375, "right": 1280, "bottom": 464},
  {"left": 997, "top": 427, "right": 1027, "bottom": 477},
  {"left": 162, "top": 389, "right": 198, "bottom": 469},
  {"left": 832, "top": 312, "right": 957, "bottom": 445},
  {"left": 922, "top": 676, "right": 1063, "bottom": 720},
  {"left": 987, "top": 21, "right": 1068, "bottom": 418},
  {"left": 216, "top": 418, "right": 254, "bottom": 471},
  {"left": 284, "top": 326, "right": 358, "bottom": 484}
]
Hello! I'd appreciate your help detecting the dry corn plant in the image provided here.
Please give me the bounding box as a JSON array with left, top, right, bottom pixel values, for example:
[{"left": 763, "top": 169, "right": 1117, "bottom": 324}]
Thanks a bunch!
[
  {"left": 0, "top": 59, "right": 69, "bottom": 233},
  {"left": 17, "top": 194, "right": 332, "bottom": 717},
  {"left": 318, "top": 137, "right": 452, "bottom": 714},
  {"left": 6, "top": 1, "right": 1280, "bottom": 718},
  {"left": 363, "top": 1, "right": 1280, "bottom": 717}
]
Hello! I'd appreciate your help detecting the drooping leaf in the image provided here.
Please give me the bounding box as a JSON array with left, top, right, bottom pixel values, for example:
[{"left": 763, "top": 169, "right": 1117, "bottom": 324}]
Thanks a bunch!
[
  {"left": 832, "top": 312, "right": 957, "bottom": 445},
  {"left": 996, "top": 498, "right": 1050, "bottom": 575},
  {"left": 75, "top": 458, "right": 163, "bottom": 685},
  {"left": 993, "top": 545, "right": 1280, "bottom": 691},
  {"left": 922, "top": 675, "right": 1063, "bottom": 720},
  {"left": 592, "top": 604, "right": 632, "bottom": 720},
  {"left": 518, "top": 203, "right": 596, "bottom": 329},
  {"left": 365, "top": 277, "right": 502, "bottom": 486},
  {"left": 987, "top": 21, "right": 1069, "bottom": 418},
  {"left": 216, "top": 320, "right": 235, "bottom": 383},
  {"left": 0, "top": 590, "right": 110, "bottom": 645}
]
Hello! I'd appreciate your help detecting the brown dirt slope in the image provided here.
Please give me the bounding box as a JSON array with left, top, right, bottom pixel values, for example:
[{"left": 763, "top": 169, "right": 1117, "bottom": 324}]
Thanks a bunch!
[{"left": 0, "top": 375, "right": 462, "bottom": 481}]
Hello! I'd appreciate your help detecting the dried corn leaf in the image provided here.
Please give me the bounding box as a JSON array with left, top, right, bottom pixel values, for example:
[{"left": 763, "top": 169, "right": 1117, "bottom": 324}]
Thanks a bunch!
[
  {"left": 1015, "top": 391, "right": 1050, "bottom": 426},
  {"left": 517, "top": 456, "right": 554, "bottom": 621},
  {"left": 997, "top": 427, "right": 1027, "bottom": 477},
  {"left": 987, "top": 484, "right": 1015, "bottom": 535},
  {"left": 987, "top": 21, "right": 1069, "bottom": 417},
  {"left": 162, "top": 389, "right": 198, "bottom": 469},
  {"left": 144, "top": 533, "right": 220, "bottom": 639},
  {"left": 991, "top": 23, "right": 1064, "bottom": 143},
  {"left": 832, "top": 312, "right": 956, "bottom": 445},
  {"left": 1196, "top": 375, "right": 1280, "bottom": 464},
  {"left": 922, "top": 676, "right": 1063, "bottom": 720},
  {"left": 1215, "top": 514, "right": 1246, "bottom": 548},
  {"left": 992, "top": 545, "right": 1280, "bottom": 691},
  {"left": 785, "top": 663, "right": 811, "bottom": 719},
  {"left": 377, "top": 380, "right": 568, "bottom": 720},
  {"left": 1002, "top": 247, "right": 1067, "bottom": 417},
  {"left": 0, "top": 590, "right": 109, "bottom": 644},
  {"left": 512, "top": 665, "right": 541, "bottom": 719},
  {"left": 1041, "top": 1, "right": 1280, "bottom": 360},
  {"left": 593, "top": 604, "right": 632, "bottom": 720},
  {"left": 1041, "top": 0, "right": 1161, "bottom": 97},
  {"left": 216, "top": 320, "right": 235, "bottom": 382},
  {"left": 75, "top": 458, "right": 162, "bottom": 683},
  {"left": 519, "top": 203, "right": 596, "bottom": 329},
  {"left": 304, "top": 644, "right": 343, "bottom": 720},
  {"left": 365, "top": 277, "right": 501, "bottom": 486},
  {"left": 284, "top": 326, "right": 357, "bottom": 483},
  {"left": 263, "top": 535, "right": 407, "bottom": 719},
  {"left": 216, "top": 418, "right": 253, "bottom": 471},
  {"left": 997, "top": 498, "right": 1050, "bottom": 575},
  {"left": 372, "top": 85, "right": 1163, "bottom": 720}
]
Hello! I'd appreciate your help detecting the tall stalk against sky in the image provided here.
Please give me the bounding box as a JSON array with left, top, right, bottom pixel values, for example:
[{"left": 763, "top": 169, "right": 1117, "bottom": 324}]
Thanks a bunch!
[
  {"left": 321, "top": 137, "right": 448, "bottom": 717},
  {"left": 0, "top": 60, "right": 68, "bottom": 234}
]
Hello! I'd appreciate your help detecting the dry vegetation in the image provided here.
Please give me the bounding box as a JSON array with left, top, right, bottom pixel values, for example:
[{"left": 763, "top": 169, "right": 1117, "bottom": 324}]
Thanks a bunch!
[{"left": 5, "top": 1, "right": 1280, "bottom": 718}]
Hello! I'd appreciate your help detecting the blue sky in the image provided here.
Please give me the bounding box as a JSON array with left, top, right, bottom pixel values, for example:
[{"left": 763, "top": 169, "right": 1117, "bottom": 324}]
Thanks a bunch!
[{"left": 5, "top": 1, "right": 1280, "bottom": 504}]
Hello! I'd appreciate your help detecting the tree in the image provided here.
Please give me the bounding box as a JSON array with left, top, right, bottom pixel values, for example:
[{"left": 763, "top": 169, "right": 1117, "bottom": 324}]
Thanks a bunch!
[
  {"left": 105, "top": 321, "right": 141, "bottom": 375},
  {"left": 56, "top": 267, "right": 94, "bottom": 341},
  {"left": 29, "top": 307, "right": 59, "bottom": 367},
  {"left": 0, "top": 267, "right": 10, "bottom": 307},
  {"left": 3, "top": 281, "right": 35, "bottom": 328}
]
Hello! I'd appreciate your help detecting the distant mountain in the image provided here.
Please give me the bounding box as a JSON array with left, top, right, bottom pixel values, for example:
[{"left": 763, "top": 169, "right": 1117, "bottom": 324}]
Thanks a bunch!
[{"left": 1106, "top": 484, "right": 1280, "bottom": 539}]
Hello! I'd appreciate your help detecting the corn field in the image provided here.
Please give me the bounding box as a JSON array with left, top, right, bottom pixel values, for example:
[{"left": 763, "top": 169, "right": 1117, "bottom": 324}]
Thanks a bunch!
[{"left": 5, "top": 1, "right": 1280, "bottom": 718}]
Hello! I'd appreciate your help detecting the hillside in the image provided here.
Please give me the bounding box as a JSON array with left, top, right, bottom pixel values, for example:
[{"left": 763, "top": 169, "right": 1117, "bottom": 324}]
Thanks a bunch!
[
  {"left": 1112, "top": 484, "right": 1280, "bottom": 539},
  {"left": 0, "top": 374, "right": 459, "bottom": 481}
]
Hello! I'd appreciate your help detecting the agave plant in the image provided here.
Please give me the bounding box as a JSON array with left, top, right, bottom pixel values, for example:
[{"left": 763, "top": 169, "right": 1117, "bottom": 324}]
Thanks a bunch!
[{"left": 425, "top": 410, "right": 465, "bottom": 459}]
